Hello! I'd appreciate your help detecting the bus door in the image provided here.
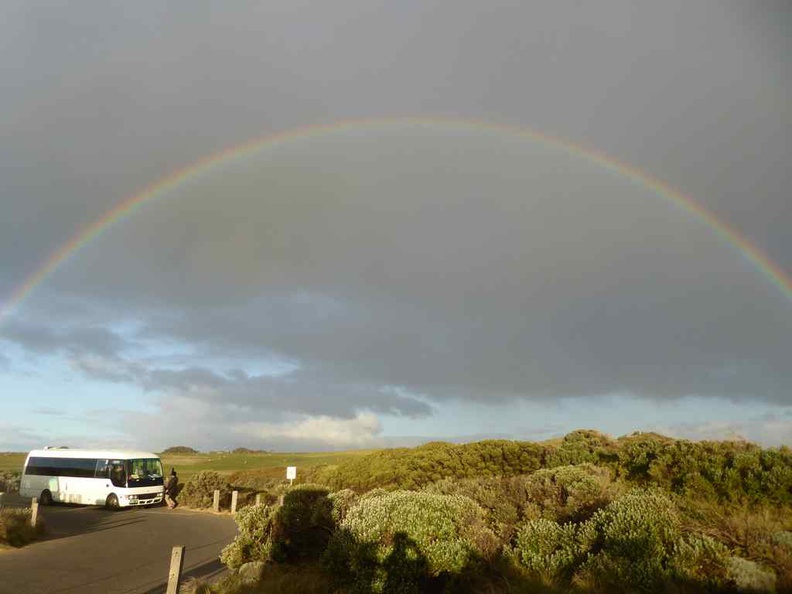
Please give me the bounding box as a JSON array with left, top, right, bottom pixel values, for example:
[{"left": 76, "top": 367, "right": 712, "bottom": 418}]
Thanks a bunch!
[{"left": 94, "top": 459, "right": 126, "bottom": 504}]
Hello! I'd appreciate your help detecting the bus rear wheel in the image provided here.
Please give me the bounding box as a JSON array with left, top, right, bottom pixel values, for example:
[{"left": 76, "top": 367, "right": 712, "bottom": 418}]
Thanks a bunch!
[
  {"left": 39, "top": 490, "right": 53, "bottom": 505},
  {"left": 105, "top": 494, "right": 120, "bottom": 510}
]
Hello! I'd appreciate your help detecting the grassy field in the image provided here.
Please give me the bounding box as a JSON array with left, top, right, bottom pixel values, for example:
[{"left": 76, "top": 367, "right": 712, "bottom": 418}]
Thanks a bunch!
[
  {"left": 159, "top": 450, "right": 373, "bottom": 482},
  {"left": 0, "top": 450, "right": 373, "bottom": 483},
  {"left": 0, "top": 453, "right": 25, "bottom": 474}
]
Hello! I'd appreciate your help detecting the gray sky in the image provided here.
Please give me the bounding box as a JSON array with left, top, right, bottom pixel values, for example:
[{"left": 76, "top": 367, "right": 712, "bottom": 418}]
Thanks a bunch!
[{"left": 1, "top": 1, "right": 790, "bottom": 451}]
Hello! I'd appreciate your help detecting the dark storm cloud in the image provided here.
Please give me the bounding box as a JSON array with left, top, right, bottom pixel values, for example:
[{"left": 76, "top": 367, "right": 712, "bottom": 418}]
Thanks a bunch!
[
  {"left": 14, "top": 127, "right": 792, "bottom": 411},
  {"left": 1, "top": 321, "right": 132, "bottom": 358},
  {"left": 1, "top": 0, "right": 790, "bottom": 444},
  {"left": 69, "top": 353, "right": 432, "bottom": 419}
]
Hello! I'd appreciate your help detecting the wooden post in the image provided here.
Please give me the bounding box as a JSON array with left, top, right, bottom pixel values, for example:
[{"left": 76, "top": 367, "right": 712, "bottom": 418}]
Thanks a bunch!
[
  {"left": 30, "top": 497, "right": 39, "bottom": 528},
  {"left": 212, "top": 490, "right": 220, "bottom": 512},
  {"left": 0, "top": 492, "right": 4, "bottom": 509},
  {"left": 255, "top": 493, "right": 262, "bottom": 506},
  {"left": 166, "top": 546, "right": 185, "bottom": 594},
  {"left": 277, "top": 494, "right": 284, "bottom": 507},
  {"left": 231, "top": 490, "right": 238, "bottom": 514}
]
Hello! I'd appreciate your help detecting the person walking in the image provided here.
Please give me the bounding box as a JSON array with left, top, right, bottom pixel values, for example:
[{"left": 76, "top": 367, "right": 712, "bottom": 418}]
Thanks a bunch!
[{"left": 164, "top": 468, "right": 179, "bottom": 509}]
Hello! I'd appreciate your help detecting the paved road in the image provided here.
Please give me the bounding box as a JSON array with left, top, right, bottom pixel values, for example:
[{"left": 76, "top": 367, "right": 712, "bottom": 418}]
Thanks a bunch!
[{"left": 0, "top": 496, "right": 238, "bottom": 594}]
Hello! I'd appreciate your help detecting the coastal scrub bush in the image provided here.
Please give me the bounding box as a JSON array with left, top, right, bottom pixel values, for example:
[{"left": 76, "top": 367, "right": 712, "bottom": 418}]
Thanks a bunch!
[
  {"left": 180, "top": 470, "right": 231, "bottom": 509},
  {"left": 574, "top": 488, "right": 681, "bottom": 592},
  {"left": 726, "top": 557, "right": 777, "bottom": 592},
  {"left": 545, "top": 429, "right": 619, "bottom": 468},
  {"left": 328, "top": 488, "right": 358, "bottom": 524},
  {"left": 668, "top": 534, "right": 732, "bottom": 591},
  {"left": 220, "top": 503, "right": 278, "bottom": 569},
  {"left": 521, "top": 464, "right": 620, "bottom": 524},
  {"left": 0, "top": 508, "right": 42, "bottom": 547},
  {"left": 220, "top": 484, "right": 335, "bottom": 569},
  {"left": 321, "top": 440, "right": 547, "bottom": 492},
  {"left": 0, "top": 471, "right": 20, "bottom": 493},
  {"left": 511, "top": 518, "right": 581, "bottom": 584},
  {"left": 0, "top": 470, "right": 21, "bottom": 493},
  {"left": 423, "top": 476, "right": 526, "bottom": 543},
  {"left": 273, "top": 484, "right": 334, "bottom": 562},
  {"left": 324, "top": 490, "right": 498, "bottom": 592}
]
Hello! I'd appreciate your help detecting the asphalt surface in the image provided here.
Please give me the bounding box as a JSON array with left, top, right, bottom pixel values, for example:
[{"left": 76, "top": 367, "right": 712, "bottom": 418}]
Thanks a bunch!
[{"left": 0, "top": 495, "right": 238, "bottom": 594}]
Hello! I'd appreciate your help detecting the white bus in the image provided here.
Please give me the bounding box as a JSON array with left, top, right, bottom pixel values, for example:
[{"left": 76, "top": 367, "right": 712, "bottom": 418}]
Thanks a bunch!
[{"left": 20, "top": 447, "right": 165, "bottom": 509}]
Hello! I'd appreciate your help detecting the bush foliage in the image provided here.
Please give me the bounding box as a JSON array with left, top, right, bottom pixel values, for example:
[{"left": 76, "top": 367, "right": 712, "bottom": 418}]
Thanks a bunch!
[
  {"left": 180, "top": 470, "right": 231, "bottom": 509},
  {"left": 221, "top": 484, "right": 334, "bottom": 569},
  {"left": 324, "top": 490, "right": 498, "bottom": 592},
  {"left": 0, "top": 471, "right": 20, "bottom": 493},
  {"left": 0, "top": 508, "right": 43, "bottom": 547},
  {"left": 574, "top": 488, "right": 682, "bottom": 592},
  {"left": 512, "top": 518, "right": 581, "bottom": 583},
  {"left": 318, "top": 439, "right": 546, "bottom": 492},
  {"left": 217, "top": 431, "right": 792, "bottom": 593},
  {"left": 319, "top": 430, "right": 792, "bottom": 507}
]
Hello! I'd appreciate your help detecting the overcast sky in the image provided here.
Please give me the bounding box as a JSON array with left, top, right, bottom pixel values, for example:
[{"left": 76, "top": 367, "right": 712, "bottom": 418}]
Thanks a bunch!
[{"left": 1, "top": 1, "right": 790, "bottom": 451}]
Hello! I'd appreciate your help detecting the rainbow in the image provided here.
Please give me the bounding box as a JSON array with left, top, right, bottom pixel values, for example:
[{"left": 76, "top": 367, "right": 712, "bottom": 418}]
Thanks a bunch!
[{"left": 1, "top": 117, "right": 791, "bottom": 327}]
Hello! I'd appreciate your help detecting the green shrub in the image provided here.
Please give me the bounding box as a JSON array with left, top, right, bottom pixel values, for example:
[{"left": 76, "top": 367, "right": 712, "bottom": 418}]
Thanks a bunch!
[
  {"left": 521, "top": 464, "right": 620, "bottom": 524},
  {"left": 273, "top": 485, "right": 334, "bottom": 562},
  {"left": 545, "top": 429, "right": 618, "bottom": 468},
  {"left": 774, "top": 531, "right": 792, "bottom": 549},
  {"left": 358, "top": 487, "right": 389, "bottom": 500},
  {"left": 328, "top": 489, "right": 358, "bottom": 524},
  {"left": 512, "top": 518, "right": 581, "bottom": 583},
  {"left": 424, "top": 476, "right": 524, "bottom": 543},
  {"left": 220, "top": 503, "right": 277, "bottom": 569},
  {"left": 313, "top": 431, "right": 792, "bottom": 507},
  {"left": 575, "top": 488, "right": 681, "bottom": 592},
  {"left": 325, "top": 490, "right": 498, "bottom": 592},
  {"left": 0, "top": 471, "right": 20, "bottom": 493},
  {"left": 0, "top": 508, "right": 42, "bottom": 547},
  {"left": 180, "top": 470, "right": 232, "bottom": 509},
  {"left": 322, "top": 440, "right": 547, "bottom": 492},
  {"left": 423, "top": 464, "right": 619, "bottom": 548},
  {"left": 727, "top": 557, "right": 776, "bottom": 592},
  {"left": 221, "top": 484, "right": 335, "bottom": 570},
  {"left": 669, "top": 534, "right": 733, "bottom": 591}
]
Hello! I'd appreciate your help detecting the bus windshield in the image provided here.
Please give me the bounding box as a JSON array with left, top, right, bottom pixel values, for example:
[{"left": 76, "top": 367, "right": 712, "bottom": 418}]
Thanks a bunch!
[{"left": 126, "top": 458, "right": 164, "bottom": 487}]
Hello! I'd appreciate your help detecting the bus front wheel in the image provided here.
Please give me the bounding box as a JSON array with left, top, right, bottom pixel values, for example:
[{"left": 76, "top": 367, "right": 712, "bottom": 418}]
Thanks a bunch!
[
  {"left": 105, "top": 494, "right": 120, "bottom": 510},
  {"left": 39, "top": 490, "right": 53, "bottom": 505}
]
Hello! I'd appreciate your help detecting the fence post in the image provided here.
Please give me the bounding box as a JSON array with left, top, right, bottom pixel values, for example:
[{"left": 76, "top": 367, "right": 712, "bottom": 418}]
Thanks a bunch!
[
  {"left": 255, "top": 493, "right": 262, "bottom": 506},
  {"left": 231, "top": 490, "right": 238, "bottom": 514},
  {"left": 277, "top": 494, "right": 284, "bottom": 507},
  {"left": 0, "top": 492, "right": 4, "bottom": 509},
  {"left": 30, "top": 497, "right": 39, "bottom": 528},
  {"left": 166, "top": 546, "right": 185, "bottom": 594},
  {"left": 213, "top": 489, "right": 220, "bottom": 512}
]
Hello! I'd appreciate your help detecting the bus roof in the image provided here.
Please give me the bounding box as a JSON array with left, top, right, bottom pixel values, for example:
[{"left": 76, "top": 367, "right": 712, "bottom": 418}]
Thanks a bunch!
[{"left": 25, "top": 448, "right": 160, "bottom": 460}]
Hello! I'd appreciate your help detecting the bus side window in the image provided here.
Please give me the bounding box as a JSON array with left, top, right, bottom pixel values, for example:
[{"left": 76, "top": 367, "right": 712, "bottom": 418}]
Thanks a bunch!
[
  {"left": 110, "top": 462, "right": 126, "bottom": 488},
  {"left": 95, "top": 460, "right": 111, "bottom": 479}
]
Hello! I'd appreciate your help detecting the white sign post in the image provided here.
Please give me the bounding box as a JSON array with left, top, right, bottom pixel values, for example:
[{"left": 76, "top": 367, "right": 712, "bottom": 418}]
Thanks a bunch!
[{"left": 286, "top": 466, "right": 296, "bottom": 486}]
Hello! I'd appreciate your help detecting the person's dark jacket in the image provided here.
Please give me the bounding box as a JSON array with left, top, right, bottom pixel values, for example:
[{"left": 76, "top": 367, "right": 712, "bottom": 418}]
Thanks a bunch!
[{"left": 165, "top": 474, "right": 178, "bottom": 495}]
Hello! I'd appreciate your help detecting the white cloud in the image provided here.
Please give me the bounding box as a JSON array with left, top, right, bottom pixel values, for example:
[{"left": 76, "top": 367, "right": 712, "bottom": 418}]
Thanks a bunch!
[{"left": 236, "top": 413, "right": 383, "bottom": 447}]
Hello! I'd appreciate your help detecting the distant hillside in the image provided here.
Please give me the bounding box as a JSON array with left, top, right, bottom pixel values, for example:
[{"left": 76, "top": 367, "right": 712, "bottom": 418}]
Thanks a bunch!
[{"left": 159, "top": 445, "right": 199, "bottom": 454}]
